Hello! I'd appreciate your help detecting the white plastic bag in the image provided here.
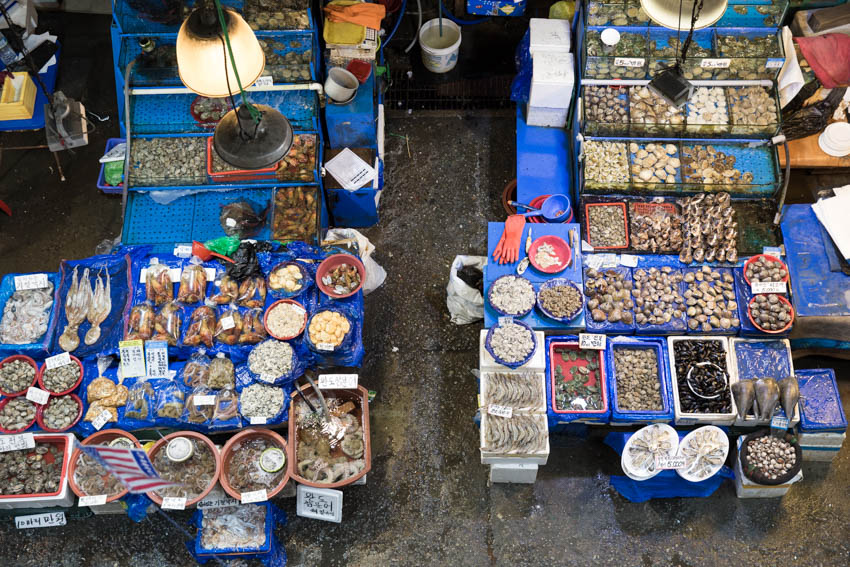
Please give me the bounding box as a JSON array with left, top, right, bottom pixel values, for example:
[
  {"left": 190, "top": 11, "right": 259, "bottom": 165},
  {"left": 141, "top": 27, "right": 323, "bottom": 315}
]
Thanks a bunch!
[
  {"left": 323, "top": 228, "right": 386, "bottom": 295},
  {"left": 447, "top": 255, "right": 486, "bottom": 325}
]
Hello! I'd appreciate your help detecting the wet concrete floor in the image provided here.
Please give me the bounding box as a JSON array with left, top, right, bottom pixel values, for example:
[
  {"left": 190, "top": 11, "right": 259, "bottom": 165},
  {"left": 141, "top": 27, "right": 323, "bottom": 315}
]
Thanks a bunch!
[{"left": 1, "top": 14, "right": 850, "bottom": 567}]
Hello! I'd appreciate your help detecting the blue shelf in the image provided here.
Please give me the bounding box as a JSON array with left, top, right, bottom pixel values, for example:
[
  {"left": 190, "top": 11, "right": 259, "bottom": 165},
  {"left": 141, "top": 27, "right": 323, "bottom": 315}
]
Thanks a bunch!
[{"left": 516, "top": 106, "right": 571, "bottom": 204}]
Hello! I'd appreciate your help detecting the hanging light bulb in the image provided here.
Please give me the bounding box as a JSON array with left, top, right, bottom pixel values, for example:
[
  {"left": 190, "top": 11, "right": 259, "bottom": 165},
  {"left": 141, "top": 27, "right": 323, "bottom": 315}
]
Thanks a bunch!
[
  {"left": 176, "top": 3, "right": 264, "bottom": 98},
  {"left": 639, "top": 0, "right": 727, "bottom": 30}
]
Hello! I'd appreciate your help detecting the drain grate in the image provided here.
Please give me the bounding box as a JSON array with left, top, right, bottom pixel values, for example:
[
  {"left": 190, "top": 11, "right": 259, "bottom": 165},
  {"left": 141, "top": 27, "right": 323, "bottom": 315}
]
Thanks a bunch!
[{"left": 384, "top": 70, "right": 513, "bottom": 111}]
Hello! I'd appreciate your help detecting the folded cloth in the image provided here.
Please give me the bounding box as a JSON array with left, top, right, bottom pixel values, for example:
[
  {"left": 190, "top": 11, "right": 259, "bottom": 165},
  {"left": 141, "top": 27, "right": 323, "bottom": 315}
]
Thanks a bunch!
[
  {"left": 323, "top": 0, "right": 367, "bottom": 45},
  {"left": 324, "top": 2, "right": 386, "bottom": 30},
  {"left": 795, "top": 33, "right": 850, "bottom": 89}
]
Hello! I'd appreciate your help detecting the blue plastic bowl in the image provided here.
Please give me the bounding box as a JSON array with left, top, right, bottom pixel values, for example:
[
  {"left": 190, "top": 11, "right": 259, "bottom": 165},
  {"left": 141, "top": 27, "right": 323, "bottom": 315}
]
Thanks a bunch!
[
  {"left": 542, "top": 194, "right": 572, "bottom": 223},
  {"left": 487, "top": 275, "right": 535, "bottom": 318},
  {"left": 536, "top": 278, "right": 583, "bottom": 323},
  {"left": 485, "top": 319, "right": 537, "bottom": 369}
]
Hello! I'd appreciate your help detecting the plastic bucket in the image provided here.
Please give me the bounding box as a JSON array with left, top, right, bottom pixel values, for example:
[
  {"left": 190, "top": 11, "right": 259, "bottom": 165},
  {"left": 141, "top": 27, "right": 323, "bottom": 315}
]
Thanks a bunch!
[{"left": 419, "top": 19, "right": 461, "bottom": 73}]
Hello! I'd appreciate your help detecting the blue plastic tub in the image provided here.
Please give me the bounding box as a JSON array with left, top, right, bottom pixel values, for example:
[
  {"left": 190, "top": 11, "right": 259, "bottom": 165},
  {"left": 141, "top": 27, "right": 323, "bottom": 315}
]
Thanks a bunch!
[
  {"left": 545, "top": 335, "right": 610, "bottom": 427},
  {"left": 797, "top": 369, "right": 847, "bottom": 434},
  {"left": 97, "top": 138, "right": 125, "bottom": 195},
  {"left": 606, "top": 336, "right": 674, "bottom": 425}
]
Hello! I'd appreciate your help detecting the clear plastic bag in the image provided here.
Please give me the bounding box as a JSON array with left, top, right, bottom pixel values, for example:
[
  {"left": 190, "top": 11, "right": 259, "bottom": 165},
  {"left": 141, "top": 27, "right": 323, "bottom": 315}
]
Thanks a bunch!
[
  {"left": 211, "top": 274, "right": 239, "bottom": 305},
  {"left": 212, "top": 388, "right": 239, "bottom": 424},
  {"left": 124, "top": 379, "right": 156, "bottom": 422},
  {"left": 154, "top": 379, "right": 185, "bottom": 421},
  {"left": 183, "top": 305, "right": 216, "bottom": 348},
  {"left": 181, "top": 351, "right": 211, "bottom": 388},
  {"left": 239, "top": 308, "right": 267, "bottom": 345},
  {"left": 208, "top": 356, "right": 235, "bottom": 390},
  {"left": 125, "top": 302, "right": 154, "bottom": 340},
  {"left": 152, "top": 301, "right": 182, "bottom": 346},
  {"left": 236, "top": 276, "right": 267, "bottom": 308},
  {"left": 146, "top": 262, "right": 173, "bottom": 305},
  {"left": 177, "top": 264, "right": 207, "bottom": 304},
  {"left": 220, "top": 201, "right": 266, "bottom": 238},
  {"left": 214, "top": 305, "right": 243, "bottom": 345},
  {"left": 183, "top": 386, "right": 215, "bottom": 425}
]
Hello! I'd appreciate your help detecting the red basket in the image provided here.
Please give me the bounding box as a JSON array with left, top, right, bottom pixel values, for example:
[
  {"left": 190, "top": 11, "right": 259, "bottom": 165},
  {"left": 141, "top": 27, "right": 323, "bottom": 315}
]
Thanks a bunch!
[
  {"left": 36, "top": 394, "right": 83, "bottom": 433},
  {"left": 0, "top": 355, "right": 38, "bottom": 397},
  {"left": 263, "top": 299, "right": 308, "bottom": 340},
  {"left": 206, "top": 138, "right": 280, "bottom": 182},
  {"left": 0, "top": 397, "right": 38, "bottom": 433},
  {"left": 37, "top": 355, "right": 84, "bottom": 396},
  {"left": 747, "top": 295, "right": 794, "bottom": 334},
  {"left": 743, "top": 254, "right": 789, "bottom": 286},
  {"left": 0, "top": 435, "right": 70, "bottom": 499},
  {"left": 548, "top": 341, "right": 608, "bottom": 415},
  {"left": 584, "top": 202, "right": 630, "bottom": 250}
]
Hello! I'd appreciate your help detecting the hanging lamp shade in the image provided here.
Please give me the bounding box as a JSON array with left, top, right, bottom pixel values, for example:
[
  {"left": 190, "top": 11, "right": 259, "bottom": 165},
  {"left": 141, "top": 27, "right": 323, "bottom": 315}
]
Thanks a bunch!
[
  {"left": 214, "top": 104, "right": 294, "bottom": 169},
  {"left": 176, "top": 7, "right": 265, "bottom": 98},
  {"left": 639, "top": 0, "right": 727, "bottom": 30}
]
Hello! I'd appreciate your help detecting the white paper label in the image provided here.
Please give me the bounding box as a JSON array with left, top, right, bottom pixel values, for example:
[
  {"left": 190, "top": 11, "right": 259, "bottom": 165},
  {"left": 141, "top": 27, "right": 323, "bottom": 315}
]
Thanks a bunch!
[
  {"left": 168, "top": 268, "right": 182, "bottom": 283},
  {"left": 700, "top": 58, "right": 731, "bottom": 68},
  {"left": 249, "top": 416, "right": 268, "bottom": 425},
  {"left": 487, "top": 404, "right": 513, "bottom": 418},
  {"left": 14, "top": 273, "right": 48, "bottom": 291},
  {"left": 324, "top": 148, "right": 377, "bottom": 192},
  {"left": 579, "top": 333, "right": 606, "bottom": 350},
  {"left": 204, "top": 268, "right": 216, "bottom": 281},
  {"left": 26, "top": 387, "right": 50, "bottom": 405},
  {"left": 316, "top": 343, "right": 335, "bottom": 352},
  {"left": 198, "top": 488, "right": 239, "bottom": 510},
  {"left": 254, "top": 75, "right": 273, "bottom": 87},
  {"left": 654, "top": 454, "right": 687, "bottom": 470},
  {"left": 119, "top": 340, "right": 146, "bottom": 378},
  {"left": 763, "top": 246, "right": 783, "bottom": 257},
  {"left": 771, "top": 415, "right": 789, "bottom": 430},
  {"left": 765, "top": 58, "right": 784, "bottom": 69},
  {"left": 161, "top": 496, "right": 186, "bottom": 510},
  {"left": 0, "top": 433, "right": 35, "bottom": 452},
  {"left": 45, "top": 352, "right": 72, "bottom": 370},
  {"left": 79, "top": 494, "right": 107, "bottom": 507},
  {"left": 619, "top": 255, "right": 638, "bottom": 267},
  {"left": 296, "top": 485, "right": 343, "bottom": 523},
  {"left": 585, "top": 255, "right": 604, "bottom": 270},
  {"left": 498, "top": 316, "right": 513, "bottom": 326},
  {"left": 241, "top": 489, "right": 268, "bottom": 504},
  {"left": 15, "top": 512, "right": 66, "bottom": 529},
  {"left": 145, "top": 341, "right": 169, "bottom": 379},
  {"left": 220, "top": 316, "right": 235, "bottom": 330},
  {"left": 751, "top": 281, "right": 787, "bottom": 294},
  {"left": 91, "top": 410, "right": 112, "bottom": 431},
  {"left": 614, "top": 57, "right": 645, "bottom": 67},
  {"left": 599, "top": 253, "right": 619, "bottom": 268},
  {"left": 193, "top": 395, "right": 216, "bottom": 407},
  {"left": 173, "top": 244, "right": 192, "bottom": 258},
  {"left": 318, "top": 374, "right": 358, "bottom": 389}
]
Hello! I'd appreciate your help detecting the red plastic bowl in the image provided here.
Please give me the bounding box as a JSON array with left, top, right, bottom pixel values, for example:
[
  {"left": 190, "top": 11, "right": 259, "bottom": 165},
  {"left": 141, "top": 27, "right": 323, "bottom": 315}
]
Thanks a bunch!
[
  {"left": 747, "top": 295, "right": 795, "bottom": 334},
  {"left": 528, "top": 235, "right": 571, "bottom": 274},
  {"left": 37, "top": 355, "right": 84, "bottom": 396},
  {"left": 0, "top": 397, "right": 38, "bottom": 433},
  {"left": 316, "top": 254, "right": 366, "bottom": 299},
  {"left": 347, "top": 59, "right": 372, "bottom": 83},
  {"left": 36, "top": 394, "right": 83, "bottom": 433},
  {"left": 743, "top": 254, "right": 790, "bottom": 286},
  {"left": 263, "top": 299, "right": 308, "bottom": 340},
  {"left": 0, "top": 355, "right": 39, "bottom": 397}
]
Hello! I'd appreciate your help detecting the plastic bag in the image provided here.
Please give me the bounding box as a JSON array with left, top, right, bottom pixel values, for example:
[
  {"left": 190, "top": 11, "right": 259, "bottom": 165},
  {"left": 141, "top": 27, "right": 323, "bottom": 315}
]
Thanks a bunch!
[
  {"left": 123, "top": 379, "right": 157, "bottom": 426},
  {"left": 781, "top": 86, "right": 847, "bottom": 141},
  {"left": 446, "top": 255, "right": 486, "bottom": 325},
  {"left": 235, "top": 374, "right": 293, "bottom": 425},
  {"left": 510, "top": 30, "right": 532, "bottom": 104},
  {"left": 237, "top": 276, "right": 267, "bottom": 308},
  {"left": 239, "top": 308, "right": 268, "bottom": 345},
  {"left": 267, "top": 261, "right": 312, "bottom": 298},
  {"left": 183, "top": 305, "right": 216, "bottom": 348},
  {"left": 177, "top": 263, "right": 207, "bottom": 304},
  {"left": 212, "top": 388, "right": 240, "bottom": 427},
  {"left": 211, "top": 274, "right": 239, "bottom": 305},
  {"left": 154, "top": 379, "right": 185, "bottom": 422},
  {"left": 152, "top": 301, "right": 182, "bottom": 345},
  {"left": 181, "top": 351, "right": 211, "bottom": 388},
  {"left": 208, "top": 355, "right": 235, "bottom": 389},
  {"left": 145, "top": 262, "right": 173, "bottom": 305},
  {"left": 226, "top": 241, "right": 268, "bottom": 281},
  {"left": 204, "top": 235, "right": 241, "bottom": 257},
  {"left": 323, "top": 229, "right": 386, "bottom": 295},
  {"left": 220, "top": 201, "right": 267, "bottom": 238},
  {"left": 104, "top": 161, "right": 124, "bottom": 186},
  {"left": 182, "top": 386, "right": 215, "bottom": 426},
  {"left": 125, "top": 302, "right": 154, "bottom": 340},
  {"left": 549, "top": 0, "right": 575, "bottom": 20},
  {"left": 214, "top": 304, "right": 243, "bottom": 345}
]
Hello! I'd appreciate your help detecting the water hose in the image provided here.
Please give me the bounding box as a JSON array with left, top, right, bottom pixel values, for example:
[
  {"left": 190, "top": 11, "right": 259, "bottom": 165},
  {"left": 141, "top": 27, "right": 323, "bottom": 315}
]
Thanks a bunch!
[
  {"left": 380, "top": 0, "right": 407, "bottom": 59},
  {"left": 404, "top": 0, "right": 422, "bottom": 53}
]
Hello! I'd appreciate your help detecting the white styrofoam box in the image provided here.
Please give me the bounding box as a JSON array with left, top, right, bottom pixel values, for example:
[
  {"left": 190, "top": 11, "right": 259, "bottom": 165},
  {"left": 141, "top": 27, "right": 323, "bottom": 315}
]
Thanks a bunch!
[
  {"left": 529, "top": 53, "right": 575, "bottom": 108},
  {"left": 526, "top": 105, "right": 569, "bottom": 128},
  {"left": 728, "top": 338, "right": 799, "bottom": 427},
  {"left": 0, "top": 433, "right": 76, "bottom": 509},
  {"left": 529, "top": 18, "right": 571, "bottom": 55},
  {"left": 800, "top": 431, "right": 845, "bottom": 462},
  {"left": 480, "top": 330, "right": 546, "bottom": 372},
  {"left": 480, "top": 413, "right": 549, "bottom": 465},
  {"left": 88, "top": 500, "right": 129, "bottom": 515},
  {"left": 734, "top": 438, "right": 802, "bottom": 498},
  {"left": 490, "top": 463, "right": 539, "bottom": 484},
  {"left": 667, "top": 336, "right": 738, "bottom": 426},
  {"left": 480, "top": 370, "right": 546, "bottom": 414}
]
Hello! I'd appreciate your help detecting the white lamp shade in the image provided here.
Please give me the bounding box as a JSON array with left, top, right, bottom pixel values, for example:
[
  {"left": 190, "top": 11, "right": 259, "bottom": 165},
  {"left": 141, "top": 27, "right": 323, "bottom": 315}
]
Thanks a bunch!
[
  {"left": 639, "top": 0, "right": 728, "bottom": 30},
  {"left": 176, "top": 8, "right": 265, "bottom": 98}
]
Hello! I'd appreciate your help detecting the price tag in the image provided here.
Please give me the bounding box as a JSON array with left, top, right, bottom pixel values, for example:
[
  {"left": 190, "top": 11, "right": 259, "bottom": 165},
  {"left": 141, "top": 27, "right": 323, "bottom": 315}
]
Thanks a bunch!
[
  {"left": 497, "top": 316, "right": 513, "bottom": 326},
  {"left": 318, "top": 374, "right": 359, "bottom": 389},
  {"left": 145, "top": 341, "right": 169, "bottom": 379},
  {"left": 579, "top": 333, "right": 606, "bottom": 350},
  {"left": 763, "top": 246, "right": 783, "bottom": 257},
  {"left": 654, "top": 454, "right": 687, "bottom": 470},
  {"left": 249, "top": 416, "right": 268, "bottom": 425},
  {"left": 487, "top": 404, "right": 513, "bottom": 418},
  {"left": 119, "top": 340, "right": 146, "bottom": 378},
  {"left": 765, "top": 58, "right": 784, "bottom": 69},
  {"left": 771, "top": 415, "right": 789, "bottom": 430},
  {"left": 198, "top": 488, "right": 239, "bottom": 510},
  {"left": 241, "top": 489, "right": 268, "bottom": 504},
  {"left": 599, "top": 253, "right": 619, "bottom": 268},
  {"left": 0, "top": 433, "right": 35, "bottom": 452},
  {"left": 225, "top": 218, "right": 237, "bottom": 227},
  {"left": 700, "top": 58, "right": 731, "bottom": 69},
  {"left": 254, "top": 75, "right": 273, "bottom": 87},
  {"left": 296, "top": 485, "right": 343, "bottom": 523},
  {"left": 619, "top": 255, "right": 638, "bottom": 267},
  {"left": 614, "top": 57, "right": 645, "bottom": 67},
  {"left": 26, "top": 387, "right": 50, "bottom": 405},
  {"left": 45, "top": 352, "right": 72, "bottom": 370},
  {"left": 316, "top": 343, "right": 335, "bottom": 351},
  {"left": 91, "top": 410, "right": 112, "bottom": 431},
  {"left": 173, "top": 244, "right": 192, "bottom": 258},
  {"left": 168, "top": 268, "right": 182, "bottom": 283},
  {"left": 15, "top": 512, "right": 66, "bottom": 529},
  {"left": 204, "top": 268, "right": 216, "bottom": 281},
  {"left": 581, "top": 240, "right": 594, "bottom": 253},
  {"left": 193, "top": 395, "right": 216, "bottom": 406},
  {"left": 219, "top": 316, "right": 235, "bottom": 330},
  {"left": 79, "top": 495, "right": 107, "bottom": 507},
  {"left": 751, "top": 281, "right": 787, "bottom": 294},
  {"left": 584, "top": 255, "right": 604, "bottom": 270},
  {"left": 161, "top": 496, "right": 186, "bottom": 510},
  {"left": 14, "top": 273, "right": 49, "bottom": 291}
]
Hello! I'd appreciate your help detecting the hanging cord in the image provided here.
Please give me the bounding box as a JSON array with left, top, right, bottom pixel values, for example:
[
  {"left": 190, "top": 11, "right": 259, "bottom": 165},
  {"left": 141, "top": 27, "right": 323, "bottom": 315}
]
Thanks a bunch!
[
  {"left": 675, "top": 0, "right": 704, "bottom": 69},
  {"left": 212, "top": 0, "right": 261, "bottom": 124},
  {"left": 0, "top": 2, "right": 52, "bottom": 105},
  {"left": 218, "top": 34, "right": 250, "bottom": 140}
]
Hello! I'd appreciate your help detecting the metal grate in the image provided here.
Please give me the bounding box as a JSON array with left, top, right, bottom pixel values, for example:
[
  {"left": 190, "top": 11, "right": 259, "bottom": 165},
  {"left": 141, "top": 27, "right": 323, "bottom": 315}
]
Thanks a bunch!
[{"left": 384, "top": 70, "right": 513, "bottom": 112}]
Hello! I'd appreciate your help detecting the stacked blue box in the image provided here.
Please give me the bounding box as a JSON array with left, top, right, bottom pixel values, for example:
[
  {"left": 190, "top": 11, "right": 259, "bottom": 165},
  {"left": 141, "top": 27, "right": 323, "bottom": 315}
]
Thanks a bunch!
[
  {"left": 797, "top": 369, "right": 847, "bottom": 461},
  {"left": 606, "top": 336, "right": 674, "bottom": 425}
]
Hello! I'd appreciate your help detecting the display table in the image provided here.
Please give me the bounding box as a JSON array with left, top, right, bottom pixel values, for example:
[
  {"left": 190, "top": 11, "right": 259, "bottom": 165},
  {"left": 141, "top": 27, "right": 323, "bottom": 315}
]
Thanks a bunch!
[{"left": 779, "top": 132, "right": 850, "bottom": 169}]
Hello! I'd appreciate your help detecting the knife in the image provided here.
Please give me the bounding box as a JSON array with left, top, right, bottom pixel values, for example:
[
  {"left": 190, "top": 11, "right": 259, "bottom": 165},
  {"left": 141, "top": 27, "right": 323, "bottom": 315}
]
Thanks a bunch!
[{"left": 525, "top": 227, "right": 533, "bottom": 255}]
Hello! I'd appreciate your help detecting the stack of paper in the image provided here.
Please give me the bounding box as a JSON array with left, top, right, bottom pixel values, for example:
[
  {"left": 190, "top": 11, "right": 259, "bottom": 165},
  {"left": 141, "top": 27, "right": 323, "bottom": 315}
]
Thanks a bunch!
[{"left": 812, "top": 187, "right": 850, "bottom": 259}]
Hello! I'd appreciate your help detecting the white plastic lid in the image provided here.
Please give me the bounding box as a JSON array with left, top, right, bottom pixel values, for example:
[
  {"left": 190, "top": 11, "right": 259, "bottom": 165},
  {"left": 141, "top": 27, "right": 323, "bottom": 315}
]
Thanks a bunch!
[
  {"left": 824, "top": 122, "right": 850, "bottom": 145},
  {"left": 600, "top": 28, "right": 621, "bottom": 47},
  {"left": 260, "top": 447, "right": 286, "bottom": 473},
  {"left": 166, "top": 437, "right": 194, "bottom": 462}
]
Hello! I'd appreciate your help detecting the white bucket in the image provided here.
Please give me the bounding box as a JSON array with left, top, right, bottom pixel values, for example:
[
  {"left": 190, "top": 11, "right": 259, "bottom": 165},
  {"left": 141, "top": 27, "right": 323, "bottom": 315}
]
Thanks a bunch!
[{"left": 419, "top": 18, "right": 461, "bottom": 74}]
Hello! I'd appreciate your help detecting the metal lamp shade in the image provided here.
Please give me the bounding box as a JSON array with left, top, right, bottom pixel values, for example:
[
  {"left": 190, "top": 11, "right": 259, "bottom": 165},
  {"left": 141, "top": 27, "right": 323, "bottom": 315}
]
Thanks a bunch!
[
  {"left": 213, "top": 104, "right": 294, "bottom": 170},
  {"left": 176, "top": 8, "right": 265, "bottom": 98},
  {"left": 639, "top": 0, "right": 727, "bottom": 30}
]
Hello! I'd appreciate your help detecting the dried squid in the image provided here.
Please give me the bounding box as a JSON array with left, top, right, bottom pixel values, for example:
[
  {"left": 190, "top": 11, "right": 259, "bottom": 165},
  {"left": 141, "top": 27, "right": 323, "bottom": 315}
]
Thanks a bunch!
[
  {"left": 58, "top": 267, "right": 92, "bottom": 352},
  {"left": 84, "top": 269, "right": 111, "bottom": 345}
]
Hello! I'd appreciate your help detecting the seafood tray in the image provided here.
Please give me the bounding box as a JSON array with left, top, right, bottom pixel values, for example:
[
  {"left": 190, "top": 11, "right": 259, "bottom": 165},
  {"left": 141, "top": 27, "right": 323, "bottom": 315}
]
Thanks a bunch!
[
  {"left": 667, "top": 336, "right": 738, "bottom": 426},
  {"left": 0, "top": 272, "right": 61, "bottom": 356},
  {"left": 581, "top": 26, "right": 785, "bottom": 82},
  {"left": 0, "top": 433, "right": 75, "bottom": 509},
  {"left": 480, "top": 413, "right": 550, "bottom": 464},
  {"left": 583, "top": 266, "right": 637, "bottom": 335},
  {"left": 479, "top": 329, "right": 546, "bottom": 372},
  {"left": 581, "top": 85, "right": 782, "bottom": 139},
  {"left": 194, "top": 502, "right": 274, "bottom": 556},
  {"left": 681, "top": 267, "right": 742, "bottom": 336},
  {"left": 728, "top": 338, "right": 799, "bottom": 426},
  {"left": 797, "top": 369, "right": 846, "bottom": 434},
  {"left": 585, "top": 1, "right": 650, "bottom": 26},
  {"left": 605, "top": 337, "right": 674, "bottom": 425},
  {"left": 717, "top": 1, "right": 789, "bottom": 28},
  {"left": 546, "top": 338, "right": 610, "bottom": 424},
  {"left": 480, "top": 371, "right": 546, "bottom": 414},
  {"left": 732, "top": 268, "right": 792, "bottom": 337}
]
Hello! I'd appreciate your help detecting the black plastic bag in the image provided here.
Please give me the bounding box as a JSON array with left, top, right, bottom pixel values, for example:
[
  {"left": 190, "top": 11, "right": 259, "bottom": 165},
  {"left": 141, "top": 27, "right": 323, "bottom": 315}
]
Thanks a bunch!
[{"left": 219, "top": 201, "right": 267, "bottom": 238}]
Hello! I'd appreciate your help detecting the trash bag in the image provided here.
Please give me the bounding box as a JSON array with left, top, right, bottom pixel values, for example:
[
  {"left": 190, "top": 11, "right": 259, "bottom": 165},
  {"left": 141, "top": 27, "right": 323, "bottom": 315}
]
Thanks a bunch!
[
  {"left": 549, "top": 1, "right": 575, "bottom": 20},
  {"left": 510, "top": 30, "right": 532, "bottom": 104},
  {"left": 446, "top": 256, "right": 486, "bottom": 325},
  {"left": 323, "top": 229, "right": 386, "bottom": 295},
  {"left": 782, "top": 86, "right": 847, "bottom": 141},
  {"left": 226, "top": 241, "right": 267, "bottom": 280},
  {"left": 220, "top": 201, "right": 267, "bottom": 238}
]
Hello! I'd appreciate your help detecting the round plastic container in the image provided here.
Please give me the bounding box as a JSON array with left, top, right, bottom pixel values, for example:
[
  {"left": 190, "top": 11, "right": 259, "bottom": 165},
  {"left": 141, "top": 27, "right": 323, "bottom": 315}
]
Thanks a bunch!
[
  {"left": 487, "top": 274, "right": 535, "bottom": 318},
  {"left": 37, "top": 355, "right": 84, "bottom": 396},
  {"left": 0, "top": 397, "right": 38, "bottom": 433},
  {"left": 485, "top": 320, "right": 537, "bottom": 369},
  {"left": 68, "top": 429, "right": 142, "bottom": 502},
  {"left": 316, "top": 254, "right": 365, "bottom": 299},
  {"left": 0, "top": 355, "right": 39, "bottom": 397},
  {"left": 747, "top": 295, "right": 794, "bottom": 334},
  {"left": 536, "top": 278, "right": 582, "bottom": 322},
  {"left": 264, "top": 299, "right": 308, "bottom": 340},
  {"left": 677, "top": 425, "right": 729, "bottom": 483},
  {"left": 419, "top": 19, "right": 461, "bottom": 73},
  {"left": 621, "top": 423, "right": 679, "bottom": 481},
  {"left": 742, "top": 254, "right": 789, "bottom": 286},
  {"left": 219, "top": 428, "right": 291, "bottom": 500},
  {"left": 146, "top": 431, "right": 221, "bottom": 507},
  {"left": 36, "top": 394, "right": 83, "bottom": 433}
]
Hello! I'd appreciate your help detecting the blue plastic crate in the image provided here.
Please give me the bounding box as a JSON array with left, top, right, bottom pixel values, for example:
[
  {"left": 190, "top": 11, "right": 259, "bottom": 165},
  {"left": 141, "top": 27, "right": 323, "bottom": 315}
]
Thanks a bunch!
[
  {"left": 194, "top": 502, "right": 273, "bottom": 556},
  {"left": 114, "top": 1, "right": 314, "bottom": 34},
  {"left": 467, "top": 0, "right": 526, "bottom": 16},
  {"left": 545, "top": 335, "right": 611, "bottom": 427},
  {"left": 606, "top": 336, "right": 674, "bottom": 425},
  {"left": 681, "top": 267, "right": 740, "bottom": 335},
  {"left": 0, "top": 272, "right": 61, "bottom": 357},
  {"left": 797, "top": 369, "right": 847, "bottom": 434},
  {"left": 583, "top": 265, "right": 636, "bottom": 335},
  {"left": 97, "top": 138, "right": 126, "bottom": 195}
]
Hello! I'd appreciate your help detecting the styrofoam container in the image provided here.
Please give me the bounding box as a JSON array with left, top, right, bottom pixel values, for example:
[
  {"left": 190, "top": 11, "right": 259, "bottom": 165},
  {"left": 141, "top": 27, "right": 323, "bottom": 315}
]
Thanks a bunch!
[
  {"left": 667, "top": 336, "right": 738, "bottom": 426},
  {"left": 734, "top": 437, "right": 802, "bottom": 498},
  {"left": 529, "top": 17, "right": 571, "bottom": 55},
  {"left": 0, "top": 433, "right": 75, "bottom": 509},
  {"left": 529, "top": 53, "right": 574, "bottom": 108},
  {"left": 489, "top": 462, "right": 538, "bottom": 484},
  {"left": 480, "top": 370, "right": 546, "bottom": 414},
  {"left": 480, "top": 413, "right": 549, "bottom": 465},
  {"left": 480, "top": 329, "right": 545, "bottom": 372},
  {"left": 728, "top": 338, "right": 799, "bottom": 427},
  {"left": 526, "top": 105, "right": 569, "bottom": 128},
  {"left": 800, "top": 431, "right": 845, "bottom": 462}
]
